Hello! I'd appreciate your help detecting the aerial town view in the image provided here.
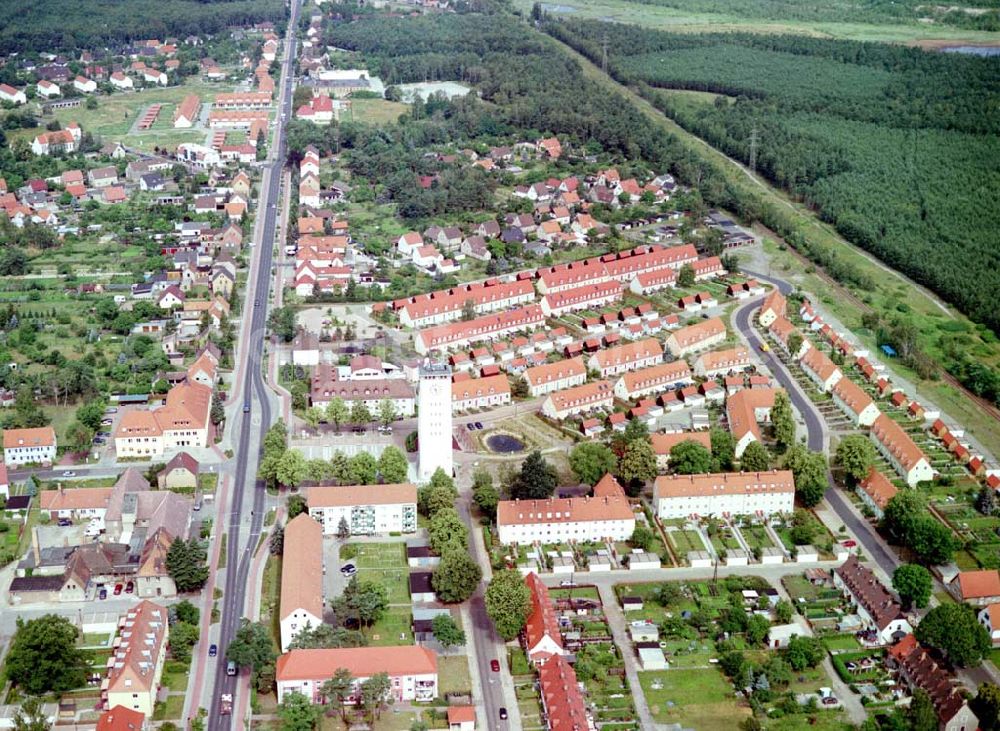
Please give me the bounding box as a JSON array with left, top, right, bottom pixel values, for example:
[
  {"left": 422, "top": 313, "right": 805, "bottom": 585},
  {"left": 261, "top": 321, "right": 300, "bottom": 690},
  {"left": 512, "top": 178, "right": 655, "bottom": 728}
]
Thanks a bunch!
[{"left": 0, "top": 0, "right": 997, "bottom": 729}]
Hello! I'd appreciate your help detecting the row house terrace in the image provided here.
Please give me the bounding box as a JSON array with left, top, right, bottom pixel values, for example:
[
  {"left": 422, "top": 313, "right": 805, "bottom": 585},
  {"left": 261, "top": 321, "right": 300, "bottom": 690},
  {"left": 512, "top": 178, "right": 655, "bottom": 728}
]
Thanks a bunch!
[
  {"left": 665, "top": 317, "right": 726, "bottom": 357},
  {"left": 587, "top": 337, "right": 664, "bottom": 378},
  {"left": 414, "top": 304, "right": 546, "bottom": 355},
  {"left": 451, "top": 373, "right": 511, "bottom": 412},
  {"left": 613, "top": 360, "right": 693, "bottom": 400},
  {"left": 523, "top": 356, "right": 587, "bottom": 398},
  {"left": 395, "top": 278, "right": 535, "bottom": 328},
  {"left": 541, "top": 380, "right": 614, "bottom": 420},
  {"left": 539, "top": 279, "right": 623, "bottom": 317},
  {"left": 869, "top": 414, "right": 934, "bottom": 487}
]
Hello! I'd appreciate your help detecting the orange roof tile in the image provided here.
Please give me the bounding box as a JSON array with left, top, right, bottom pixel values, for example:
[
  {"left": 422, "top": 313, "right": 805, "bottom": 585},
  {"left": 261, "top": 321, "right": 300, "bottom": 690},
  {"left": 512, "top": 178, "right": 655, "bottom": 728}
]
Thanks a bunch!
[
  {"left": 280, "top": 514, "right": 324, "bottom": 621},
  {"left": 276, "top": 646, "right": 437, "bottom": 681},
  {"left": 654, "top": 470, "right": 794, "bottom": 500}
]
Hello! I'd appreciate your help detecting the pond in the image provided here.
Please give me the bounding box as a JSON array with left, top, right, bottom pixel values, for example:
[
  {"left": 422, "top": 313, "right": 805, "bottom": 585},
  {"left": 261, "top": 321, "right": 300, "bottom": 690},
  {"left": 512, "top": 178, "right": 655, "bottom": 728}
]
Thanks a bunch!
[{"left": 486, "top": 434, "right": 526, "bottom": 453}]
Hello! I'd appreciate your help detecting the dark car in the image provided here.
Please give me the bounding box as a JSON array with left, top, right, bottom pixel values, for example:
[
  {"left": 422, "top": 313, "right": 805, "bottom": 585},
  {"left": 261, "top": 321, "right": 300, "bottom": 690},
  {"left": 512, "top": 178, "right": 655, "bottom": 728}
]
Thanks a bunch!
[
  {"left": 209, "top": 644, "right": 218, "bottom": 657},
  {"left": 499, "top": 708, "right": 508, "bottom": 720},
  {"left": 340, "top": 563, "right": 357, "bottom": 575},
  {"left": 58, "top": 518, "right": 72, "bottom": 527},
  {"left": 125, "top": 581, "right": 134, "bottom": 594},
  {"left": 491, "top": 659, "right": 500, "bottom": 672},
  {"left": 466, "top": 423, "right": 474, "bottom": 431},
  {"left": 243, "top": 402, "right": 251, "bottom": 413},
  {"left": 475, "top": 422, "right": 484, "bottom": 430},
  {"left": 113, "top": 583, "right": 123, "bottom": 595},
  {"left": 98, "top": 588, "right": 107, "bottom": 600}
]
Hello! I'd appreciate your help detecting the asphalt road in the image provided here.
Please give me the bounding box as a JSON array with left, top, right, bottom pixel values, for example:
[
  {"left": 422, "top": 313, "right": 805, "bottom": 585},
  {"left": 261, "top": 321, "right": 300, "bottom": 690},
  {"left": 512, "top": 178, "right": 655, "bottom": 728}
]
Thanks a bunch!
[
  {"left": 206, "top": 2, "right": 299, "bottom": 727},
  {"left": 735, "top": 270, "right": 900, "bottom": 578}
]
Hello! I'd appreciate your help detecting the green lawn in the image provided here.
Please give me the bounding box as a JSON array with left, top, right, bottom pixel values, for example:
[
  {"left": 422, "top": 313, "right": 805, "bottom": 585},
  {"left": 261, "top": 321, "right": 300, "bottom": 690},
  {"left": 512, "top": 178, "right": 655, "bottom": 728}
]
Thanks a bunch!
[
  {"left": 153, "top": 694, "right": 185, "bottom": 721},
  {"left": 344, "top": 542, "right": 410, "bottom": 604},
  {"left": 438, "top": 655, "right": 472, "bottom": 696},
  {"left": 639, "top": 669, "right": 750, "bottom": 728},
  {"left": 349, "top": 98, "right": 410, "bottom": 125},
  {"left": 822, "top": 634, "right": 861, "bottom": 652},
  {"left": 366, "top": 606, "right": 412, "bottom": 646}
]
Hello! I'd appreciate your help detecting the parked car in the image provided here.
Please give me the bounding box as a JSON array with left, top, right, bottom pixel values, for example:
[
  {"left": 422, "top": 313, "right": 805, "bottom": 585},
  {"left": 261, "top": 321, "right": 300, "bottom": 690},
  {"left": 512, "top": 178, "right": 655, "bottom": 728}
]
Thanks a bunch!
[
  {"left": 57, "top": 518, "right": 72, "bottom": 527},
  {"left": 62, "top": 471, "right": 76, "bottom": 477},
  {"left": 125, "top": 581, "right": 134, "bottom": 594},
  {"left": 340, "top": 563, "right": 356, "bottom": 576},
  {"left": 475, "top": 422, "right": 484, "bottom": 430},
  {"left": 491, "top": 659, "right": 500, "bottom": 672},
  {"left": 209, "top": 644, "right": 218, "bottom": 657},
  {"left": 499, "top": 708, "right": 508, "bottom": 720},
  {"left": 98, "top": 588, "right": 107, "bottom": 600},
  {"left": 113, "top": 583, "right": 123, "bottom": 596}
]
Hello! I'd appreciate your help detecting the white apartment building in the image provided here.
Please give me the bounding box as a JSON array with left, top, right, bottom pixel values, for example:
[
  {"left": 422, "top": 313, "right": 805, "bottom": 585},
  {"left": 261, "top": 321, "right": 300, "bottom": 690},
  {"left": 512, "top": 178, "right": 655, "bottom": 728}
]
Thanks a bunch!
[
  {"left": 654, "top": 470, "right": 795, "bottom": 520},
  {"left": 497, "top": 475, "right": 634, "bottom": 544},
  {"left": 523, "top": 357, "right": 587, "bottom": 398},
  {"left": 870, "top": 414, "right": 934, "bottom": 487},
  {"left": 3, "top": 426, "right": 57, "bottom": 466},
  {"left": 831, "top": 376, "right": 881, "bottom": 427},
  {"left": 665, "top": 317, "right": 726, "bottom": 357},
  {"left": 613, "top": 360, "right": 693, "bottom": 400},
  {"left": 418, "top": 363, "right": 453, "bottom": 480},
  {"left": 276, "top": 647, "right": 438, "bottom": 704},
  {"left": 587, "top": 337, "right": 664, "bottom": 378},
  {"left": 280, "top": 514, "right": 324, "bottom": 652},
  {"left": 307, "top": 483, "right": 418, "bottom": 535}
]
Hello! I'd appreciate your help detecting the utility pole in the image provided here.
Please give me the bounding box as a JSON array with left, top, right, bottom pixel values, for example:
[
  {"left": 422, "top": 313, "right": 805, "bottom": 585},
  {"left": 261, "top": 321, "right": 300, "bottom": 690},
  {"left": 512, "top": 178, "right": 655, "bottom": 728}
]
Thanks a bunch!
[{"left": 748, "top": 126, "right": 758, "bottom": 177}]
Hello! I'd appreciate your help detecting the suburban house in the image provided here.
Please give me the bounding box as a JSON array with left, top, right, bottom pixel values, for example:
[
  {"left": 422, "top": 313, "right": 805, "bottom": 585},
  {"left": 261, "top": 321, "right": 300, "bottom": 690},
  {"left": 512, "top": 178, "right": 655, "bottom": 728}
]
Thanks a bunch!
[
  {"left": 856, "top": 467, "right": 898, "bottom": 521},
  {"left": 869, "top": 414, "right": 934, "bottom": 487},
  {"left": 497, "top": 474, "right": 634, "bottom": 544},
  {"left": 523, "top": 572, "right": 566, "bottom": 664},
  {"left": 452, "top": 374, "right": 511, "bottom": 412},
  {"left": 834, "top": 555, "right": 912, "bottom": 644},
  {"left": 307, "top": 483, "right": 418, "bottom": 536},
  {"left": 103, "top": 601, "right": 168, "bottom": 715},
  {"left": 96, "top": 706, "right": 146, "bottom": 731},
  {"left": 831, "top": 375, "right": 881, "bottom": 427},
  {"left": 769, "top": 317, "right": 811, "bottom": 359},
  {"left": 156, "top": 452, "right": 199, "bottom": 490},
  {"left": 758, "top": 289, "right": 786, "bottom": 327},
  {"left": 40, "top": 486, "right": 113, "bottom": 521},
  {"left": 275, "top": 647, "right": 438, "bottom": 704},
  {"left": 280, "top": 514, "right": 324, "bottom": 652},
  {"left": 653, "top": 470, "right": 795, "bottom": 520},
  {"left": 800, "top": 348, "right": 843, "bottom": 392},
  {"left": 979, "top": 604, "right": 1000, "bottom": 646},
  {"left": 949, "top": 570, "right": 1000, "bottom": 606},
  {"left": 613, "top": 360, "right": 693, "bottom": 400},
  {"left": 3, "top": 426, "right": 57, "bottom": 466},
  {"left": 650, "top": 431, "right": 712, "bottom": 471},
  {"left": 540, "top": 380, "right": 614, "bottom": 420},
  {"left": 587, "top": 338, "right": 664, "bottom": 378},
  {"left": 665, "top": 317, "right": 726, "bottom": 357},
  {"left": 538, "top": 655, "right": 592, "bottom": 730},
  {"left": 524, "top": 357, "right": 587, "bottom": 398},
  {"left": 114, "top": 381, "right": 212, "bottom": 458},
  {"left": 693, "top": 346, "right": 751, "bottom": 379},
  {"left": 0, "top": 83, "right": 27, "bottom": 104},
  {"left": 725, "top": 387, "right": 779, "bottom": 457},
  {"left": 887, "top": 634, "right": 979, "bottom": 731}
]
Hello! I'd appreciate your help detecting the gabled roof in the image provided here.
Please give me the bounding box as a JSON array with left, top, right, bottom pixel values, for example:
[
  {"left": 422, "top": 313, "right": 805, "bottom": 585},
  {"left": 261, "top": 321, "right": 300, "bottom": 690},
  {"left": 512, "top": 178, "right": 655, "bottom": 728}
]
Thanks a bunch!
[
  {"left": 524, "top": 572, "right": 562, "bottom": 656},
  {"left": 280, "top": 514, "right": 324, "bottom": 622},
  {"left": 953, "top": 570, "right": 1000, "bottom": 600},
  {"left": 276, "top": 646, "right": 437, "bottom": 680},
  {"left": 835, "top": 555, "right": 905, "bottom": 631}
]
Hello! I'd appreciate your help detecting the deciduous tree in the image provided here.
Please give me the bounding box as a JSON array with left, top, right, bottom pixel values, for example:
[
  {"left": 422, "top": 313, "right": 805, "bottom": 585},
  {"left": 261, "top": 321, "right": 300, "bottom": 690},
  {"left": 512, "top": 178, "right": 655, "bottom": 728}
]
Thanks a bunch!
[
  {"left": 835, "top": 435, "right": 877, "bottom": 484},
  {"left": 740, "top": 441, "right": 770, "bottom": 472},
  {"left": 509, "top": 450, "right": 558, "bottom": 500},
  {"left": 892, "top": 564, "right": 932, "bottom": 609},
  {"left": 431, "top": 613, "right": 467, "bottom": 648},
  {"left": 5, "top": 615, "right": 89, "bottom": 694},
  {"left": 569, "top": 442, "right": 617, "bottom": 485},
  {"left": 432, "top": 550, "right": 482, "bottom": 603},
  {"left": 771, "top": 391, "right": 795, "bottom": 450},
  {"left": 916, "top": 603, "right": 991, "bottom": 667},
  {"left": 485, "top": 569, "right": 532, "bottom": 640},
  {"left": 670, "top": 440, "right": 713, "bottom": 475},
  {"left": 377, "top": 446, "right": 409, "bottom": 484}
]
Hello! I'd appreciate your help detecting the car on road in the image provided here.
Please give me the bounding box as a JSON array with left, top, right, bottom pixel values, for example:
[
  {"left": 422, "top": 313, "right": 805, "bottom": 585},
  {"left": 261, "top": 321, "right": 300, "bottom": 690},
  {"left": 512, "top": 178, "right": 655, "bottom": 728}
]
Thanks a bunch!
[
  {"left": 62, "top": 470, "right": 76, "bottom": 477},
  {"left": 475, "top": 422, "right": 484, "bottom": 430},
  {"left": 98, "top": 588, "right": 107, "bottom": 600},
  {"left": 57, "top": 518, "right": 72, "bottom": 527},
  {"left": 243, "top": 402, "right": 251, "bottom": 413},
  {"left": 499, "top": 707, "right": 508, "bottom": 720},
  {"left": 227, "top": 661, "right": 237, "bottom": 677},
  {"left": 209, "top": 644, "right": 218, "bottom": 657},
  {"left": 759, "top": 342, "right": 770, "bottom": 352},
  {"left": 466, "top": 423, "right": 474, "bottom": 431},
  {"left": 113, "top": 583, "right": 123, "bottom": 596},
  {"left": 491, "top": 659, "right": 500, "bottom": 672}
]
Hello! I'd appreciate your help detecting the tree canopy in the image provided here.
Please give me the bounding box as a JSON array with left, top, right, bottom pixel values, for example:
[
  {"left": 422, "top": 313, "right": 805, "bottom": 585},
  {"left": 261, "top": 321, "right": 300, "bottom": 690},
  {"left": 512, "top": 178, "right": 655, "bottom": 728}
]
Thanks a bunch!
[{"left": 5, "top": 615, "right": 89, "bottom": 694}]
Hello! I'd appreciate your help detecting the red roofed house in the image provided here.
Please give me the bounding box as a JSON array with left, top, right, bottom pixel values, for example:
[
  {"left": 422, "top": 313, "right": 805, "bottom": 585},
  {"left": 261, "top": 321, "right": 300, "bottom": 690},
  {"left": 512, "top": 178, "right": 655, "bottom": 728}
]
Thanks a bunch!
[
  {"left": 539, "top": 655, "right": 592, "bottom": 730},
  {"left": 96, "top": 706, "right": 146, "bottom": 731},
  {"left": 856, "top": 467, "right": 898, "bottom": 521},
  {"left": 870, "top": 413, "right": 934, "bottom": 487},
  {"left": 523, "top": 572, "right": 566, "bottom": 664},
  {"left": 950, "top": 570, "right": 1000, "bottom": 606},
  {"left": 887, "top": 634, "right": 979, "bottom": 730},
  {"left": 276, "top": 646, "right": 438, "bottom": 704},
  {"left": 834, "top": 555, "right": 912, "bottom": 644}
]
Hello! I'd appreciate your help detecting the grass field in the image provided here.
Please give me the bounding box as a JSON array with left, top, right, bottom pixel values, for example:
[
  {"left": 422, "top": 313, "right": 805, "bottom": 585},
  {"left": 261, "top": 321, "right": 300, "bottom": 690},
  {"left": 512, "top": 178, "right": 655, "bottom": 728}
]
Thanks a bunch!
[
  {"left": 639, "top": 668, "right": 750, "bottom": 728},
  {"left": 367, "top": 606, "right": 413, "bottom": 646},
  {"left": 348, "top": 542, "right": 411, "bottom": 604},
  {"left": 349, "top": 98, "right": 410, "bottom": 125},
  {"left": 519, "top": 0, "right": 1000, "bottom": 43},
  {"left": 438, "top": 655, "right": 472, "bottom": 696}
]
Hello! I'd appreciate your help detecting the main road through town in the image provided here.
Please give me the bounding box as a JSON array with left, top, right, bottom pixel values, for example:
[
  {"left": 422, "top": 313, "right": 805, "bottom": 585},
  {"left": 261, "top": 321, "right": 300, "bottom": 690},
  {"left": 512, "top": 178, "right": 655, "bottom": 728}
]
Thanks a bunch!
[{"left": 206, "top": 1, "right": 300, "bottom": 727}]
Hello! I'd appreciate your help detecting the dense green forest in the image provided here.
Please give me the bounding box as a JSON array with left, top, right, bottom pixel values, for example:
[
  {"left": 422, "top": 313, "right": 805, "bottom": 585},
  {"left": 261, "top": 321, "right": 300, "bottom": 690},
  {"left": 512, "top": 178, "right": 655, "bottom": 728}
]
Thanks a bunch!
[
  {"left": 620, "top": 0, "right": 1000, "bottom": 31},
  {"left": 546, "top": 19, "right": 1000, "bottom": 338},
  {"left": 0, "top": 0, "right": 286, "bottom": 53}
]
